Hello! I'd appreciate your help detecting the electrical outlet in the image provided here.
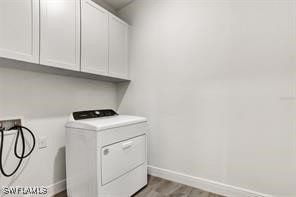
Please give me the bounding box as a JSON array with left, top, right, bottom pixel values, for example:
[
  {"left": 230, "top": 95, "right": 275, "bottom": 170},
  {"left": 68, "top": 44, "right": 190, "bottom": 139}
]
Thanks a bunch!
[{"left": 38, "top": 137, "right": 47, "bottom": 149}]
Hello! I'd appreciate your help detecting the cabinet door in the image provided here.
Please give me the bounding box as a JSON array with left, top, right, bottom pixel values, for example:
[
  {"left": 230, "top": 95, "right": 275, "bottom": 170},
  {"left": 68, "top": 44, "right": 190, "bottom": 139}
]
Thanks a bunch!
[
  {"left": 40, "top": 0, "right": 80, "bottom": 71},
  {"left": 81, "top": 0, "right": 108, "bottom": 75},
  {"left": 101, "top": 135, "right": 146, "bottom": 185},
  {"left": 109, "top": 15, "right": 129, "bottom": 79},
  {"left": 0, "top": 0, "right": 39, "bottom": 63}
]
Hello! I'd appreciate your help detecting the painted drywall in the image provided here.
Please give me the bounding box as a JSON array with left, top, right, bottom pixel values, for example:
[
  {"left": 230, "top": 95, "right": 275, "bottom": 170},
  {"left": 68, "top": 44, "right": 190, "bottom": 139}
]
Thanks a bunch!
[
  {"left": 92, "top": 0, "right": 120, "bottom": 16},
  {"left": 102, "top": 0, "right": 135, "bottom": 10},
  {"left": 0, "top": 61, "right": 117, "bottom": 195},
  {"left": 118, "top": 0, "right": 296, "bottom": 196}
]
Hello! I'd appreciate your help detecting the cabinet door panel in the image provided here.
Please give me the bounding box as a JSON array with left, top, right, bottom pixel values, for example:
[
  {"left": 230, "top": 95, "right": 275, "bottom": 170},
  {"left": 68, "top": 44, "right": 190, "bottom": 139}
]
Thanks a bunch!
[
  {"left": 40, "top": 0, "right": 80, "bottom": 71},
  {"left": 81, "top": 0, "right": 108, "bottom": 75},
  {"left": 109, "top": 15, "right": 128, "bottom": 79},
  {"left": 0, "top": 0, "right": 39, "bottom": 63}
]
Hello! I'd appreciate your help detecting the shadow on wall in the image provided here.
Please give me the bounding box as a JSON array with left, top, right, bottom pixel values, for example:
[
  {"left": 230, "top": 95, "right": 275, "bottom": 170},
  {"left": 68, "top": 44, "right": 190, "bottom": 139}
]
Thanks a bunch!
[
  {"left": 0, "top": 57, "right": 118, "bottom": 119},
  {"left": 117, "top": 81, "right": 130, "bottom": 109},
  {"left": 53, "top": 147, "right": 66, "bottom": 193},
  {"left": 0, "top": 57, "right": 124, "bottom": 84}
]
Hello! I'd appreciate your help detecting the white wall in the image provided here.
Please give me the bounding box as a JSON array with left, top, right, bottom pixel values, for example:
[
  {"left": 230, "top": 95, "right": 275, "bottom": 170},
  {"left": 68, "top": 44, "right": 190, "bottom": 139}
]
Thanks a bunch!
[
  {"left": 0, "top": 61, "right": 117, "bottom": 195},
  {"left": 118, "top": 0, "right": 296, "bottom": 196},
  {"left": 92, "top": 0, "right": 120, "bottom": 16}
]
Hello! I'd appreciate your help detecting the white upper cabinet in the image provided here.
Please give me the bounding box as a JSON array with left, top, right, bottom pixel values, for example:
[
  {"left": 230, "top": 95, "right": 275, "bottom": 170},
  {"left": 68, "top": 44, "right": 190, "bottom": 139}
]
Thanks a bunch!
[
  {"left": 40, "top": 0, "right": 80, "bottom": 71},
  {"left": 109, "top": 15, "right": 129, "bottom": 79},
  {"left": 0, "top": 0, "right": 39, "bottom": 63},
  {"left": 81, "top": 0, "right": 108, "bottom": 75},
  {"left": 0, "top": 0, "right": 129, "bottom": 81}
]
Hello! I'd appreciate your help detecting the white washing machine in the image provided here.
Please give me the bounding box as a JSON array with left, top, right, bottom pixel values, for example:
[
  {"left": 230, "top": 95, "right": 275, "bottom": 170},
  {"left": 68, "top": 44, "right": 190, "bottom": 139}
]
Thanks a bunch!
[{"left": 65, "top": 109, "right": 147, "bottom": 197}]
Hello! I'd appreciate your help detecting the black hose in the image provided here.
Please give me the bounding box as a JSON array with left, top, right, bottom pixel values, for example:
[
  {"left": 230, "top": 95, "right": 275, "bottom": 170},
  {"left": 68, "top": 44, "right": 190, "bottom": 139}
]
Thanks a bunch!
[
  {"left": 0, "top": 125, "right": 35, "bottom": 177},
  {"left": 11, "top": 126, "right": 36, "bottom": 159}
]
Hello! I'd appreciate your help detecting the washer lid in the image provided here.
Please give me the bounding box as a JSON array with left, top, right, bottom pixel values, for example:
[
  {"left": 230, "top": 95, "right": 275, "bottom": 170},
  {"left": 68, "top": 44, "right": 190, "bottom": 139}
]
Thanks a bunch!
[{"left": 65, "top": 115, "right": 147, "bottom": 131}]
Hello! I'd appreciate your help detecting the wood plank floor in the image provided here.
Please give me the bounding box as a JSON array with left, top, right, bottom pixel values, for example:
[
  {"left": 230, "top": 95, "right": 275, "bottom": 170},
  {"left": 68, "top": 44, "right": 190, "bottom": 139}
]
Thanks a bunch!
[{"left": 54, "top": 176, "right": 225, "bottom": 197}]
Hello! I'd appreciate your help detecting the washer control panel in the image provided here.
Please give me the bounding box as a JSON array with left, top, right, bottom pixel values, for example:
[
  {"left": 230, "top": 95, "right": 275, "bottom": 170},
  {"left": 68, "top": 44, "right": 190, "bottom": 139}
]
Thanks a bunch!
[{"left": 73, "top": 109, "right": 118, "bottom": 120}]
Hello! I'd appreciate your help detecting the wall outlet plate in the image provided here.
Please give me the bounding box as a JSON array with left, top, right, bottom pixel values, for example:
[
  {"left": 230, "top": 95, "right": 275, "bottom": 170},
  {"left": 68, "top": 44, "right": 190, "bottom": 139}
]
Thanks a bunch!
[{"left": 39, "top": 137, "right": 48, "bottom": 149}]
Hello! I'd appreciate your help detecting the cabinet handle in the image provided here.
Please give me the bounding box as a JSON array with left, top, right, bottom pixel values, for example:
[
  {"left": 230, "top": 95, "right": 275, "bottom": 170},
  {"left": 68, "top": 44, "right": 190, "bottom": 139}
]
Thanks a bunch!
[{"left": 122, "top": 141, "right": 133, "bottom": 150}]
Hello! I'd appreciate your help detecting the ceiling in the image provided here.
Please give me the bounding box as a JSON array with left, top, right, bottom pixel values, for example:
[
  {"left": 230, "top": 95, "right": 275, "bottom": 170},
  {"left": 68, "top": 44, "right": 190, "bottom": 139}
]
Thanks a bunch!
[{"left": 104, "top": 0, "right": 135, "bottom": 10}]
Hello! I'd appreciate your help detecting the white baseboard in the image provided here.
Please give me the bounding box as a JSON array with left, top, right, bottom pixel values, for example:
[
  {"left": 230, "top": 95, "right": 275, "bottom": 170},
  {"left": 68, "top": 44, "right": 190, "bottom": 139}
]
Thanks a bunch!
[
  {"left": 148, "top": 165, "right": 273, "bottom": 197},
  {"left": 25, "top": 166, "right": 274, "bottom": 197},
  {"left": 47, "top": 179, "right": 66, "bottom": 197}
]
